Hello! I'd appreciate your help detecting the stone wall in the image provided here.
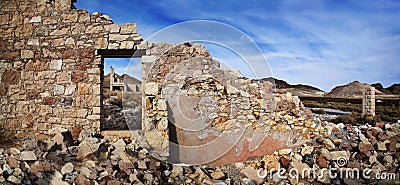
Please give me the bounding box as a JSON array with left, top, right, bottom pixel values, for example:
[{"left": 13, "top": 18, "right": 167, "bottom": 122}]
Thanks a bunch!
[
  {"left": 140, "top": 43, "right": 324, "bottom": 165},
  {"left": 1, "top": 0, "right": 328, "bottom": 166},
  {"left": 0, "top": 0, "right": 143, "bottom": 140}
]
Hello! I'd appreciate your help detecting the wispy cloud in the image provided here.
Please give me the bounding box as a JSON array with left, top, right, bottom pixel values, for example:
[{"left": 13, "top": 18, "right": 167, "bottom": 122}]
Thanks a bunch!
[{"left": 76, "top": 0, "right": 400, "bottom": 91}]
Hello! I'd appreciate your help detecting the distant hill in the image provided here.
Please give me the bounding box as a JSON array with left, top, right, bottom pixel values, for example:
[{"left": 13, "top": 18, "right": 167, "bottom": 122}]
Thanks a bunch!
[
  {"left": 387, "top": 84, "right": 400, "bottom": 95},
  {"left": 325, "top": 81, "right": 385, "bottom": 97},
  {"left": 371, "top": 83, "right": 394, "bottom": 95},
  {"left": 260, "top": 77, "right": 324, "bottom": 97},
  {"left": 259, "top": 78, "right": 399, "bottom": 98}
]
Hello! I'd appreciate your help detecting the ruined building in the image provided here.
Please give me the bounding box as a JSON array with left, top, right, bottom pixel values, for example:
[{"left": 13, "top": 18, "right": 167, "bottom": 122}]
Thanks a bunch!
[
  {"left": 1, "top": 0, "right": 327, "bottom": 165},
  {"left": 103, "top": 66, "right": 141, "bottom": 92}
]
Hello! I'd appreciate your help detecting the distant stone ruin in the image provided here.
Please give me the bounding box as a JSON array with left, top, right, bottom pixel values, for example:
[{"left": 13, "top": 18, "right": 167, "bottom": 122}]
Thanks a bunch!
[
  {"left": 104, "top": 66, "right": 141, "bottom": 92},
  {"left": 362, "top": 87, "right": 376, "bottom": 117}
]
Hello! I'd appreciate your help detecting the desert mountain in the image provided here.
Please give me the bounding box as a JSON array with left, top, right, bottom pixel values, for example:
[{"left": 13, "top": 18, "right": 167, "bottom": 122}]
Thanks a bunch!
[
  {"left": 387, "top": 84, "right": 400, "bottom": 95},
  {"left": 371, "top": 83, "right": 394, "bottom": 95},
  {"left": 260, "top": 78, "right": 398, "bottom": 97},
  {"left": 260, "top": 77, "right": 324, "bottom": 97},
  {"left": 325, "top": 81, "right": 385, "bottom": 97}
]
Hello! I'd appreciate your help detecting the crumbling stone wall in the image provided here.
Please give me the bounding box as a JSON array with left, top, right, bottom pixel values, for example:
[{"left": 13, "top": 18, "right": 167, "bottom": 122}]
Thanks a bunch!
[
  {"left": 141, "top": 43, "right": 322, "bottom": 165},
  {"left": 0, "top": 0, "right": 143, "bottom": 140}
]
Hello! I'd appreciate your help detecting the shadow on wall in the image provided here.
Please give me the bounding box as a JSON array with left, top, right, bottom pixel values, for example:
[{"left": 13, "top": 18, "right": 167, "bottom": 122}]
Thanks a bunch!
[{"left": 167, "top": 102, "right": 180, "bottom": 164}]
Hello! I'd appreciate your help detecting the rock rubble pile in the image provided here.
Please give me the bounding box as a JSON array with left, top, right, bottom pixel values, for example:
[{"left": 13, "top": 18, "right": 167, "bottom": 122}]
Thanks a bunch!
[{"left": 1, "top": 116, "right": 399, "bottom": 184}]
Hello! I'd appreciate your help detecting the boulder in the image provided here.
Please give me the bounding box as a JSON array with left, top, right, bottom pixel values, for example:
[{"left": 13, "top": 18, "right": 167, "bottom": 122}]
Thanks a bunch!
[
  {"left": 19, "top": 151, "right": 37, "bottom": 161},
  {"left": 61, "top": 163, "right": 74, "bottom": 175},
  {"left": 210, "top": 169, "right": 225, "bottom": 180}
]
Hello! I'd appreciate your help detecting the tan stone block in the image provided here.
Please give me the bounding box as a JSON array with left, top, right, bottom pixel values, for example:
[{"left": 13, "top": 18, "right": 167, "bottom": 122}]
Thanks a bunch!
[
  {"left": 43, "top": 17, "right": 58, "bottom": 24},
  {"left": 157, "top": 99, "right": 167, "bottom": 111},
  {"left": 27, "top": 38, "right": 39, "bottom": 46},
  {"left": 14, "top": 40, "right": 26, "bottom": 50},
  {"left": 10, "top": 14, "right": 22, "bottom": 26},
  {"left": 145, "top": 130, "right": 168, "bottom": 151},
  {"left": 21, "top": 71, "right": 34, "bottom": 80},
  {"left": 145, "top": 82, "right": 160, "bottom": 95},
  {"left": 120, "top": 23, "right": 136, "bottom": 34},
  {"left": 78, "top": 83, "right": 91, "bottom": 95},
  {"left": 109, "top": 34, "right": 129, "bottom": 41},
  {"left": 64, "top": 84, "right": 76, "bottom": 95},
  {"left": 0, "top": 28, "right": 14, "bottom": 37},
  {"left": 120, "top": 41, "right": 135, "bottom": 49},
  {"left": 88, "top": 74, "right": 100, "bottom": 83},
  {"left": 51, "top": 39, "right": 63, "bottom": 48},
  {"left": 62, "top": 118, "right": 75, "bottom": 125},
  {"left": 37, "top": 71, "right": 56, "bottom": 80},
  {"left": 71, "top": 23, "right": 85, "bottom": 34},
  {"left": 92, "top": 121, "right": 100, "bottom": 130},
  {"left": 1, "top": 1, "right": 17, "bottom": 11},
  {"left": 105, "top": 24, "right": 120, "bottom": 33},
  {"left": 93, "top": 58, "right": 101, "bottom": 65},
  {"left": 0, "top": 14, "right": 9, "bottom": 25},
  {"left": 29, "top": 16, "right": 41, "bottom": 23},
  {"left": 37, "top": 105, "right": 52, "bottom": 116},
  {"left": 78, "top": 12, "right": 90, "bottom": 22},
  {"left": 87, "top": 115, "right": 100, "bottom": 120},
  {"left": 56, "top": 72, "right": 70, "bottom": 84},
  {"left": 62, "top": 12, "right": 78, "bottom": 23},
  {"left": 85, "top": 95, "right": 100, "bottom": 107},
  {"left": 50, "top": 59, "right": 63, "bottom": 70},
  {"left": 93, "top": 84, "right": 100, "bottom": 95},
  {"left": 94, "top": 37, "right": 108, "bottom": 49},
  {"left": 53, "top": 85, "right": 64, "bottom": 95},
  {"left": 85, "top": 25, "right": 103, "bottom": 34},
  {"left": 34, "top": 133, "right": 48, "bottom": 141},
  {"left": 71, "top": 72, "right": 86, "bottom": 83},
  {"left": 15, "top": 24, "right": 33, "bottom": 37},
  {"left": 107, "top": 43, "right": 119, "bottom": 49},
  {"left": 43, "top": 48, "right": 62, "bottom": 58},
  {"left": 65, "top": 37, "right": 75, "bottom": 45},
  {"left": 76, "top": 109, "right": 88, "bottom": 118},
  {"left": 50, "top": 27, "right": 70, "bottom": 36},
  {"left": 55, "top": 0, "right": 71, "bottom": 11},
  {"left": 76, "top": 41, "right": 84, "bottom": 46},
  {"left": 129, "top": 34, "right": 142, "bottom": 42},
  {"left": 21, "top": 50, "right": 34, "bottom": 59},
  {"left": 157, "top": 117, "right": 168, "bottom": 130},
  {"left": 16, "top": 101, "right": 35, "bottom": 115},
  {"left": 86, "top": 68, "right": 100, "bottom": 74},
  {"left": 92, "top": 107, "right": 101, "bottom": 114}
]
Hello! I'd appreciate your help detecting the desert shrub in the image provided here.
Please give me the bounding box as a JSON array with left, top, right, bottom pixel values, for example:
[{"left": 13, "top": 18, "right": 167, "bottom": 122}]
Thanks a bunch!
[
  {"left": 109, "top": 98, "right": 122, "bottom": 107},
  {"left": 303, "top": 98, "right": 399, "bottom": 123},
  {"left": 122, "top": 91, "right": 142, "bottom": 108},
  {"left": 331, "top": 114, "right": 357, "bottom": 125},
  {"left": 311, "top": 109, "right": 326, "bottom": 114},
  {"left": 331, "top": 113, "right": 382, "bottom": 125}
]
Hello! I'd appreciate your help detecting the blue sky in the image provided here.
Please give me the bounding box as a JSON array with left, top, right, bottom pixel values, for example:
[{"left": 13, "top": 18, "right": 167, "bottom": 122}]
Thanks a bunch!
[{"left": 76, "top": 0, "right": 400, "bottom": 91}]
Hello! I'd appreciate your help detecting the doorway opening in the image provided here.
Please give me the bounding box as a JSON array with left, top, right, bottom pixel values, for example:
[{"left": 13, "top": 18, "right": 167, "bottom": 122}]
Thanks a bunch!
[{"left": 99, "top": 49, "right": 145, "bottom": 131}]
